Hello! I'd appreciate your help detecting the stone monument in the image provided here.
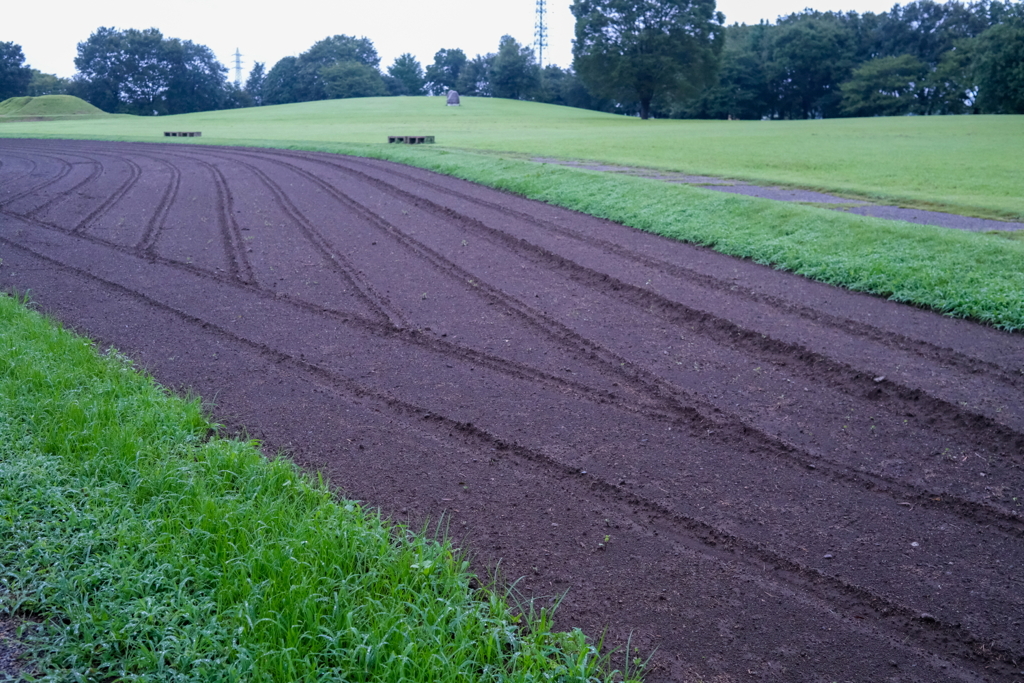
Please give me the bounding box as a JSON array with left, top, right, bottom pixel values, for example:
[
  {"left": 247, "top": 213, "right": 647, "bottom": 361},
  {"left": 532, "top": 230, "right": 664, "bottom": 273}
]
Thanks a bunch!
[{"left": 446, "top": 90, "right": 460, "bottom": 106}]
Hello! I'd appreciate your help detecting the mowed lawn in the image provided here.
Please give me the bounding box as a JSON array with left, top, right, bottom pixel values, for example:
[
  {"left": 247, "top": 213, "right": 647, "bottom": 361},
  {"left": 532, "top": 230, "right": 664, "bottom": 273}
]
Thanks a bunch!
[{"left": 2, "top": 96, "right": 1023, "bottom": 220}]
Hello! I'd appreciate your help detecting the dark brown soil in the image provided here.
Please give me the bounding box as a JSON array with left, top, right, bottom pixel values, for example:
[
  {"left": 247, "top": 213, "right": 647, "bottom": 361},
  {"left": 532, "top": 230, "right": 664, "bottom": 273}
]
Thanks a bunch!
[{"left": 2, "top": 139, "right": 1023, "bottom": 683}]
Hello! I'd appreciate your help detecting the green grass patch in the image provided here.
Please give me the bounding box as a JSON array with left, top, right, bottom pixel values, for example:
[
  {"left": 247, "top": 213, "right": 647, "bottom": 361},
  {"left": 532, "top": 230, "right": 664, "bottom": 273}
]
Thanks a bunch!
[
  {"left": 1, "top": 97, "right": 1021, "bottom": 220},
  {"left": 0, "top": 95, "right": 108, "bottom": 121},
  {"left": 0, "top": 293, "right": 639, "bottom": 682}
]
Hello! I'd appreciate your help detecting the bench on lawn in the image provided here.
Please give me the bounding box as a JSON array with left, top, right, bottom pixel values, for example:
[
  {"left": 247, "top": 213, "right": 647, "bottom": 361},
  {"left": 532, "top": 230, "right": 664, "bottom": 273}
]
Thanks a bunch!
[
  {"left": 388, "top": 135, "right": 434, "bottom": 144},
  {"left": 164, "top": 131, "right": 202, "bottom": 137}
]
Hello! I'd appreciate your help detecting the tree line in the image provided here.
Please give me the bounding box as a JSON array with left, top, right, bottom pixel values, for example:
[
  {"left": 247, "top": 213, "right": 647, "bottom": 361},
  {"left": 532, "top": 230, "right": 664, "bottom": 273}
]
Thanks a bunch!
[{"left": 1, "top": 0, "right": 1021, "bottom": 119}]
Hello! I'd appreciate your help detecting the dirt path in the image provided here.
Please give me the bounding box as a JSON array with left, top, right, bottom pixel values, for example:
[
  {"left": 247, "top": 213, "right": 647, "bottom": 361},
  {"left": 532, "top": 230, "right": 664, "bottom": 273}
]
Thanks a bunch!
[{"left": 2, "top": 139, "right": 1023, "bottom": 682}]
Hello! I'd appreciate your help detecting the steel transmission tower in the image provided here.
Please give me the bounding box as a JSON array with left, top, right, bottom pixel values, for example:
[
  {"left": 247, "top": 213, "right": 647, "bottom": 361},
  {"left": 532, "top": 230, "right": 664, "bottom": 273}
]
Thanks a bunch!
[
  {"left": 534, "top": 0, "right": 548, "bottom": 68},
  {"left": 233, "top": 48, "right": 243, "bottom": 86}
]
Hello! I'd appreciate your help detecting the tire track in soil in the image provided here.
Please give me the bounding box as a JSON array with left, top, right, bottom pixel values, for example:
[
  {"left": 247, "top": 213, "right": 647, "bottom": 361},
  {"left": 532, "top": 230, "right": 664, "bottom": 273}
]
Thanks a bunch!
[
  {"left": 0, "top": 224, "right": 1017, "bottom": 681},
  {"left": 320, "top": 152, "right": 1024, "bottom": 396},
  {"left": 310, "top": 153, "right": 1024, "bottom": 425},
  {"left": 238, "top": 149, "right": 1024, "bottom": 534},
  {"left": 0, "top": 150, "right": 73, "bottom": 209},
  {"left": 8, "top": 141, "right": 1024, "bottom": 671},
  {"left": 2, "top": 140, "right": 1023, "bottom": 682}
]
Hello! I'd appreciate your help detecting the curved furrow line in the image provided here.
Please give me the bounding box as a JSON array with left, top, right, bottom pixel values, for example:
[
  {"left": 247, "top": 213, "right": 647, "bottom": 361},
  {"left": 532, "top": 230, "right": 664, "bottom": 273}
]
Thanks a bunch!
[
  {"left": 136, "top": 154, "right": 181, "bottom": 255},
  {"left": 203, "top": 151, "right": 1024, "bottom": 536},
  {"left": 11, "top": 198, "right": 1023, "bottom": 543},
  {"left": 0, "top": 152, "right": 39, "bottom": 194},
  {"left": 71, "top": 155, "right": 142, "bottom": 234},
  {"left": 24, "top": 158, "right": 104, "bottom": 218},
  {"left": 0, "top": 150, "right": 73, "bottom": 207},
  {"left": 222, "top": 157, "right": 404, "bottom": 327},
  {"left": 1, "top": 228, "right": 1018, "bottom": 680},
  {"left": 186, "top": 155, "right": 255, "bottom": 284},
  {"left": 303, "top": 154, "right": 1024, "bottom": 464},
  {"left": 3, "top": 203, "right": 659, "bottom": 421},
  {"left": 326, "top": 153, "right": 1024, "bottom": 393}
]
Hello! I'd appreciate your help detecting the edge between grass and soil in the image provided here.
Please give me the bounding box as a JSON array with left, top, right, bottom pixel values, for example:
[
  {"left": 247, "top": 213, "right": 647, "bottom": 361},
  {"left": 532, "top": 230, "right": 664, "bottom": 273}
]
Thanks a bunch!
[
  {"left": 0, "top": 292, "right": 643, "bottom": 682},
  {"left": 208, "top": 138, "right": 1024, "bottom": 332},
  {"left": 3, "top": 130, "right": 1023, "bottom": 329}
]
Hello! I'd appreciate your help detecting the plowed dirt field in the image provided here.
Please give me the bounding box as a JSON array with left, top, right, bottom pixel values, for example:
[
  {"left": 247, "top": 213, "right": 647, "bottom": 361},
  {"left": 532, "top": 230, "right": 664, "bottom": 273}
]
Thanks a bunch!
[{"left": 1, "top": 139, "right": 1022, "bottom": 682}]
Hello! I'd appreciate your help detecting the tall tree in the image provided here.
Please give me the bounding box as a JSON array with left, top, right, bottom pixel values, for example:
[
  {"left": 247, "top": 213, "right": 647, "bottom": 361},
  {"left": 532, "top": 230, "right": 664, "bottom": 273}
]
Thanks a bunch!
[
  {"left": 263, "top": 56, "right": 300, "bottom": 105},
  {"left": 386, "top": 53, "right": 426, "bottom": 95},
  {"left": 321, "top": 62, "right": 388, "bottom": 98},
  {"left": 455, "top": 54, "right": 495, "bottom": 96},
  {"left": 571, "top": 0, "right": 725, "bottom": 119},
  {"left": 73, "top": 27, "right": 226, "bottom": 115},
  {"left": 767, "top": 11, "right": 860, "bottom": 119},
  {"left": 0, "top": 42, "right": 33, "bottom": 100},
  {"left": 489, "top": 35, "right": 539, "bottom": 99},
  {"left": 425, "top": 49, "right": 467, "bottom": 95},
  {"left": 971, "top": 16, "right": 1024, "bottom": 113},
  {"left": 294, "top": 35, "right": 380, "bottom": 102},
  {"left": 839, "top": 54, "right": 927, "bottom": 116},
  {"left": 245, "top": 62, "right": 266, "bottom": 106},
  {"left": 27, "top": 70, "right": 72, "bottom": 96}
]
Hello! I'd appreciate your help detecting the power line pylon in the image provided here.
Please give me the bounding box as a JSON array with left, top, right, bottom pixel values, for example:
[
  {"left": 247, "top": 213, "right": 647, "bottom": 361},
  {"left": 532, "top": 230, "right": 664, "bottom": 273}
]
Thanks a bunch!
[
  {"left": 534, "top": 0, "right": 548, "bottom": 68},
  {"left": 233, "top": 48, "right": 243, "bottom": 86}
]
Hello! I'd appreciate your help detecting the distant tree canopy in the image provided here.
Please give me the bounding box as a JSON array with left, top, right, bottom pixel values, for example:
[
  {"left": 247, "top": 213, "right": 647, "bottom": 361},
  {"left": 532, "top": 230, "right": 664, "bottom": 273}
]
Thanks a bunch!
[
  {"left": 73, "top": 27, "right": 227, "bottom": 115},
  {"left": 28, "top": 1, "right": 1020, "bottom": 118},
  {"left": 425, "top": 49, "right": 467, "bottom": 95},
  {"left": 28, "top": 70, "right": 72, "bottom": 96},
  {"left": 386, "top": 53, "right": 426, "bottom": 96},
  {"left": 0, "top": 42, "right": 33, "bottom": 100},
  {"left": 245, "top": 62, "right": 265, "bottom": 106},
  {"left": 490, "top": 35, "right": 539, "bottom": 99},
  {"left": 571, "top": 0, "right": 726, "bottom": 119},
  {"left": 263, "top": 35, "right": 384, "bottom": 104},
  {"left": 683, "top": 0, "right": 1024, "bottom": 119}
]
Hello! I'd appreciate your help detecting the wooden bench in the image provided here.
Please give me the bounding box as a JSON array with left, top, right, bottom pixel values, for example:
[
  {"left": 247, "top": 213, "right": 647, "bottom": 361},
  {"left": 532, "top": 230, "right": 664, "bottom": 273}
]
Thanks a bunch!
[
  {"left": 164, "top": 131, "right": 202, "bottom": 137},
  {"left": 388, "top": 135, "right": 434, "bottom": 144}
]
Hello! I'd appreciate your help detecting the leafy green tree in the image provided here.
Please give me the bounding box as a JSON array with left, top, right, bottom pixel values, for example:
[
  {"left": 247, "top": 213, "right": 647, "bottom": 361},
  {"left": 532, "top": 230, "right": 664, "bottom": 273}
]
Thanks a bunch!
[
  {"left": 73, "top": 27, "right": 226, "bottom": 114},
  {"left": 386, "top": 53, "right": 426, "bottom": 95},
  {"left": 972, "top": 17, "right": 1024, "bottom": 113},
  {"left": 869, "top": 1, "right": 991, "bottom": 67},
  {"left": 455, "top": 54, "right": 495, "bottom": 96},
  {"left": 679, "top": 22, "right": 773, "bottom": 119},
  {"left": 321, "top": 61, "right": 388, "bottom": 98},
  {"left": 245, "top": 62, "right": 266, "bottom": 105},
  {"left": 571, "top": 0, "right": 725, "bottom": 119},
  {"left": 263, "top": 56, "right": 300, "bottom": 104},
  {"left": 923, "top": 43, "right": 978, "bottom": 114},
  {"left": 293, "top": 35, "right": 380, "bottom": 102},
  {"left": 767, "top": 11, "right": 859, "bottom": 119},
  {"left": 535, "top": 64, "right": 617, "bottom": 111},
  {"left": 425, "top": 49, "right": 467, "bottom": 95},
  {"left": 839, "top": 54, "right": 926, "bottom": 116},
  {"left": 0, "top": 42, "right": 33, "bottom": 100},
  {"left": 489, "top": 35, "right": 539, "bottom": 99},
  {"left": 27, "top": 70, "right": 71, "bottom": 96}
]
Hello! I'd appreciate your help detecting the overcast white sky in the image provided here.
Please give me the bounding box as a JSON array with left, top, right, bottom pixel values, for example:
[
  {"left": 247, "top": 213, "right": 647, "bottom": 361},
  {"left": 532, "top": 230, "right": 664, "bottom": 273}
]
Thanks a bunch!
[{"left": 5, "top": 0, "right": 900, "bottom": 82}]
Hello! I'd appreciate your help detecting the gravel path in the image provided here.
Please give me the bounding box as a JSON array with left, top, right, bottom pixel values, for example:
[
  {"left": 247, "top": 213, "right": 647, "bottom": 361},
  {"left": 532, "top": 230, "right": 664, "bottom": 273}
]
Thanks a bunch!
[
  {"left": 2, "top": 140, "right": 1023, "bottom": 682},
  {"left": 532, "top": 157, "right": 1024, "bottom": 232}
]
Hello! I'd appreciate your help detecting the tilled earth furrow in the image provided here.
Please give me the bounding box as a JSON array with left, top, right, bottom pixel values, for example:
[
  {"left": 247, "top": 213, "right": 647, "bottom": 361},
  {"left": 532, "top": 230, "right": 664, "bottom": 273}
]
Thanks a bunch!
[{"left": 1, "top": 140, "right": 1022, "bottom": 682}]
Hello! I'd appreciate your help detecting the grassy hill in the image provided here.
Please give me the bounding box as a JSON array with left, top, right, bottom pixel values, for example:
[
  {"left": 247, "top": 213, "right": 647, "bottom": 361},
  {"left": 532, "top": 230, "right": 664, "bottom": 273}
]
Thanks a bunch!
[
  {"left": 0, "top": 96, "right": 1021, "bottom": 220},
  {"left": 0, "top": 95, "right": 108, "bottom": 120}
]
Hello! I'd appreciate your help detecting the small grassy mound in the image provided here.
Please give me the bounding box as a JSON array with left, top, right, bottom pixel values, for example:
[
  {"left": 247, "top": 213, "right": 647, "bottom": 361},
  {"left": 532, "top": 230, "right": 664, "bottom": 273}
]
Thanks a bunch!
[
  {"left": 0, "top": 95, "right": 107, "bottom": 120},
  {"left": 0, "top": 293, "right": 638, "bottom": 682}
]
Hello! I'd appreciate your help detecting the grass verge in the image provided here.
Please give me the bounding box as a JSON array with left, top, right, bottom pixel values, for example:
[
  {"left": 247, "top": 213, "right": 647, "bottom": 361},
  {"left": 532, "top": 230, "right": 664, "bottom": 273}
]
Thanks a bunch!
[{"left": 0, "top": 292, "right": 639, "bottom": 682}]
